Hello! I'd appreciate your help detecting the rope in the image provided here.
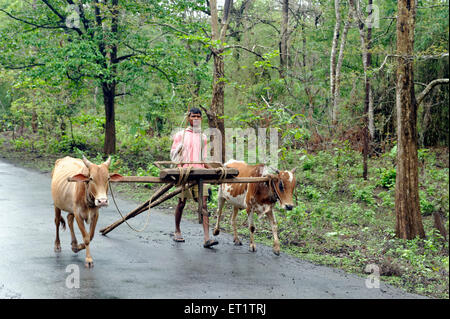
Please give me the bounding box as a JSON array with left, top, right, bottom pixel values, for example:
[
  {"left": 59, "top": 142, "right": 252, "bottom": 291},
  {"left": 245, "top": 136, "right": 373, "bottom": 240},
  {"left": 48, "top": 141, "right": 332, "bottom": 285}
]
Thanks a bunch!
[
  {"left": 108, "top": 181, "right": 152, "bottom": 233},
  {"left": 270, "top": 177, "right": 282, "bottom": 203},
  {"left": 216, "top": 166, "right": 227, "bottom": 182},
  {"left": 177, "top": 166, "right": 193, "bottom": 200}
]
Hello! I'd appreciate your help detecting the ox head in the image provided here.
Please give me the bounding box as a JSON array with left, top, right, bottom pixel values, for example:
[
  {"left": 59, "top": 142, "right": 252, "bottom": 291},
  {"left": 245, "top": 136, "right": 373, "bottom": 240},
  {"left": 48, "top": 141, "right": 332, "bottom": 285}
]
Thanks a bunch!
[
  {"left": 265, "top": 167, "right": 297, "bottom": 211},
  {"left": 70, "top": 156, "right": 123, "bottom": 207}
]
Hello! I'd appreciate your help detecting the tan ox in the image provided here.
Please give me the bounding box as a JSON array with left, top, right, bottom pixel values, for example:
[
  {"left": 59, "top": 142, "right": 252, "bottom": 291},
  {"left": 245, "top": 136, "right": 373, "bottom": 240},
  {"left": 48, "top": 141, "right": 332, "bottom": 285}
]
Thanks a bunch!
[
  {"left": 51, "top": 156, "right": 122, "bottom": 268},
  {"left": 213, "top": 160, "right": 296, "bottom": 255}
]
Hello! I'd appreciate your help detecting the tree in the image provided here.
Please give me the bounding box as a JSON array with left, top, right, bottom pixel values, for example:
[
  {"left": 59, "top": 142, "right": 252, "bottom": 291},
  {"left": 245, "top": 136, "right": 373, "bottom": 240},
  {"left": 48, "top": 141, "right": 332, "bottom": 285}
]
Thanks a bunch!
[
  {"left": 348, "top": 0, "right": 374, "bottom": 180},
  {"left": 330, "top": 0, "right": 351, "bottom": 125},
  {"left": 279, "top": 0, "right": 289, "bottom": 78},
  {"left": 0, "top": 0, "right": 177, "bottom": 154},
  {"left": 208, "top": 0, "right": 233, "bottom": 163},
  {"left": 394, "top": 0, "right": 425, "bottom": 240}
]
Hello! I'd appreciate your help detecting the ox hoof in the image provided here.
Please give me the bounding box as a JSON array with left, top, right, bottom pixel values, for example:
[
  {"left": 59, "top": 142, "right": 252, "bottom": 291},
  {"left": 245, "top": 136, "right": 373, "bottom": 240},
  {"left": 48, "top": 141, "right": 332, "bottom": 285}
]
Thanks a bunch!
[
  {"left": 71, "top": 241, "right": 79, "bottom": 253},
  {"left": 273, "top": 249, "right": 280, "bottom": 256},
  {"left": 249, "top": 245, "right": 257, "bottom": 253},
  {"left": 233, "top": 239, "right": 242, "bottom": 246},
  {"left": 213, "top": 228, "right": 220, "bottom": 236},
  {"left": 54, "top": 244, "right": 61, "bottom": 253},
  {"left": 85, "top": 259, "right": 94, "bottom": 269}
]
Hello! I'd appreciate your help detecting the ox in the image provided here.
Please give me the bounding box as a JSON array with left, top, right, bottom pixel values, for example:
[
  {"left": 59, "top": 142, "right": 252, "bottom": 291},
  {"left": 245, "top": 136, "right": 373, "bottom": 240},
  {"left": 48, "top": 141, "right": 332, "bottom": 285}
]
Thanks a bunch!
[
  {"left": 51, "top": 156, "right": 122, "bottom": 268},
  {"left": 213, "top": 160, "right": 296, "bottom": 255}
]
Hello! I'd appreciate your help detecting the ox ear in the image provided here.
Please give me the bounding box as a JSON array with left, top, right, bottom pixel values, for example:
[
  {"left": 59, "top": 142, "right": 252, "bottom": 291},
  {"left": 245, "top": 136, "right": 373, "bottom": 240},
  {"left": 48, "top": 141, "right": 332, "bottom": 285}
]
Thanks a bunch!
[
  {"left": 291, "top": 167, "right": 297, "bottom": 174},
  {"left": 109, "top": 173, "right": 123, "bottom": 182},
  {"left": 82, "top": 156, "right": 93, "bottom": 169},
  {"left": 104, "top": 156, "right": 112, "bottom": 168},
  {"left": 70, "top": 173, "right": 90, "bottom": 182}
]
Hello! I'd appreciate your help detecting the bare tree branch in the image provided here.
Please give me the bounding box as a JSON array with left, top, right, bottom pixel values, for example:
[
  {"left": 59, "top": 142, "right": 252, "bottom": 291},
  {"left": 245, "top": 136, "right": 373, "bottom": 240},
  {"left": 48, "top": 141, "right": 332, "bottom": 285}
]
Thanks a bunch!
[
  {"left": 41, "top": 0, "right": 66, "bottom": 22},
  {"left": 0, "top": 8, "right": 65, "bottom": 30},
  {"left": 113, "top": 54, "right": 136, "bottom": 63},
  {"left": 223, "top": 44, "right": 264, "bottom": 58},
  {"left": 2, "top": 63, "right": 45, "bottom": 70},
  {"left": 0, "top": 6, "right": 83, "bottom": 35},
  {"left": 373, "top": 52, "right": 449, "bottom": 74},
  {"left": 416, "top": 78, "right": 449, "bottom": 106}
]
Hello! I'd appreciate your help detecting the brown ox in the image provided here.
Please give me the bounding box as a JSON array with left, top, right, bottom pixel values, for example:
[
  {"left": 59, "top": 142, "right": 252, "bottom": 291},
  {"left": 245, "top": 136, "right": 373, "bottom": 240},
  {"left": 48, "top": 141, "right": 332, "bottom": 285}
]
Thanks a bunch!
[
  {"left": 51, "top": 156, "right": 122, "bottom": 268},
  {"left": 213, "top": 160, "right": 296, "bottom": 255}
]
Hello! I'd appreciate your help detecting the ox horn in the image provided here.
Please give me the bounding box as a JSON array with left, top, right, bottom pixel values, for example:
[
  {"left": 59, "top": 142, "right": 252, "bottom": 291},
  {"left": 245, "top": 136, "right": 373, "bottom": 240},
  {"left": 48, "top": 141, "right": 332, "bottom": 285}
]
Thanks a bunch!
[
  {"left": 104, "top": 156, "right": 112, "bottom": 167},
  {"left": 82, "top": 155, "right": 93, "bottom": 169},
  {"left": 291, "top": 167, "right": 297, "bottom": 173}
]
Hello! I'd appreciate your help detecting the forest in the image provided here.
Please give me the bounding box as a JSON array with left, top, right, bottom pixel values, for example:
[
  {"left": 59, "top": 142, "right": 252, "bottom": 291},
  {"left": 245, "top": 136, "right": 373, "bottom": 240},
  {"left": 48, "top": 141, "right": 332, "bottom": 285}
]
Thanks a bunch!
[{"left": 0, "top": 0, "right": 448, "bottom": 298}]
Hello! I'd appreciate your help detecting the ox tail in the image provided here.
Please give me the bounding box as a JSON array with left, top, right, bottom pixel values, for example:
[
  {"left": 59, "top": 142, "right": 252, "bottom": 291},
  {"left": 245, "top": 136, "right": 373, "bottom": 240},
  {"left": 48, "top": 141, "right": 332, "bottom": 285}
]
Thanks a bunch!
[{"left": 59, "top": 216, "right": 66, "bottom": 231}]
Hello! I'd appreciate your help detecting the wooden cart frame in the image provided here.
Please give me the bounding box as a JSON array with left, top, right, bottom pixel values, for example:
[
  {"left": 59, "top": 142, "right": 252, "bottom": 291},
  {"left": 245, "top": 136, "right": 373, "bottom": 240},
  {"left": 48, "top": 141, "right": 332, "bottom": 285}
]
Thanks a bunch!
[{"left": 88, "top": 161, "right": 271, "bottom": 236}]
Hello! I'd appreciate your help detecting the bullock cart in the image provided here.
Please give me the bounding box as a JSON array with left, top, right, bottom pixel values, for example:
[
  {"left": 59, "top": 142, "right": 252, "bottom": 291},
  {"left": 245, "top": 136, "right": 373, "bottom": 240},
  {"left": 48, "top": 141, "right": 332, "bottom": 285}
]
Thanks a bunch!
[{"left": 93, "top": 161, "right": 271, "bottom": 236}]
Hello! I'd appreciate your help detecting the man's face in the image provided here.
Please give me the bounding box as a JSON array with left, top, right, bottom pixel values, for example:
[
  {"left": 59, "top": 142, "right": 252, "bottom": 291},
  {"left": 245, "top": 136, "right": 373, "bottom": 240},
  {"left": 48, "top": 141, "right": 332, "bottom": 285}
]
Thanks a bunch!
[{"left": 189, "top": 112, "right": 202, "bottom": 129}]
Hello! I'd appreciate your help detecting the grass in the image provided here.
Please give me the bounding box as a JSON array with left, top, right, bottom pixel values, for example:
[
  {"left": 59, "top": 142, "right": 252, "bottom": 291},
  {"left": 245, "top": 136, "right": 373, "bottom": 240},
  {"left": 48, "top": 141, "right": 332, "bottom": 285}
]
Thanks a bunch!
[{"left": 0, "top": 130, "right": 448, "bottom": 299}]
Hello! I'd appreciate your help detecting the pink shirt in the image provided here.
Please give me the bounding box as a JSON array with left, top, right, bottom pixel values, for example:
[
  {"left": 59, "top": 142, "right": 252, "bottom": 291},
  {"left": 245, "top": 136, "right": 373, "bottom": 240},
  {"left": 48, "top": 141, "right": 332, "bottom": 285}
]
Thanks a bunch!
[{"left": 171, "top": 127, "right": 207, "bottom": 168}]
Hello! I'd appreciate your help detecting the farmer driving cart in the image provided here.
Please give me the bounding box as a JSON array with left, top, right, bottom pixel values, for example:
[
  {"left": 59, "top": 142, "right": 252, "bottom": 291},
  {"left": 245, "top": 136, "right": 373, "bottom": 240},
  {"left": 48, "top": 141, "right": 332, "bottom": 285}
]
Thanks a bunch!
[{"left": 170, "top": 108, "right": 219, "bottom": 248}]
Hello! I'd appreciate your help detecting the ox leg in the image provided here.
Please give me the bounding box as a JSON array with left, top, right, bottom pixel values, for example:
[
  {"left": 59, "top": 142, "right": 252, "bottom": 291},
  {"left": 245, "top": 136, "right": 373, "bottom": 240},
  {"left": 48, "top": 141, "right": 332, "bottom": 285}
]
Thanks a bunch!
[
  {"left": 213, "top": 196, "right": 226, "bottom": 236},
  {"left": 89, "top": 211, "right": 99, "bottom": 241},
  {"left": 67, "top": 213, "right": 80, "bottom": 253},
  {"left": 231, "top": 206, "right": 242, "bottom": 246},
  {"left": 248, "top": 209, "right": 256, "bottom": 252},
  {"left": 266, "top": 210, "right": 280, "bottom": 256},
  {"left": 54, "top": 207, "right": 62, "bottom": 252},
  {"left": 74, "top": 213, "right": 94, "bottom": 268}
]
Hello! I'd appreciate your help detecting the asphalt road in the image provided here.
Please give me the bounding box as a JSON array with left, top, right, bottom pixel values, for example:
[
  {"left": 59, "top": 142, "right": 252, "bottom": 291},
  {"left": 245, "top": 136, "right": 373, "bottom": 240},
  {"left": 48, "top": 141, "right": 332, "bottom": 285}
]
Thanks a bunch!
[{"left": 0, "top": 158, "right": 425, "bottom": 299}]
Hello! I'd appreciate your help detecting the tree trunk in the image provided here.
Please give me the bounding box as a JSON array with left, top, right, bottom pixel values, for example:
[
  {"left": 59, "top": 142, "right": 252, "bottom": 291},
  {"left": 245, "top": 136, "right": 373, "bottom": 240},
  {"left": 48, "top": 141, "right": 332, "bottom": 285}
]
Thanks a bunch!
[
  {"left": 209, "top": 0, "right": 233, "bottom": 163},
  {"left": 102, "top": 82, "right": 116, "bottom": 155},
  {"left": 330, "top": 0, "right": 341, "bottom": 125},
  {"left": 279, "top": 0, "right": 289, "bottom": 78},
  {"left": 210, "top": 51, "right": 226, "bottom": 162},
  {"left": 31, "top": 108, "right": 38, "bottom": 133},
  {"left": 333, "top": 10, "right": 351, "bottom": 125},
  {"left": 349, "top": 0, "right": 374, "bottom": 180},
  {"left": 395, "top": 0, "right": 425, "bottom": 240},
  {"left": 363, "top": 1, "right": 373, "bottom": 180},
  {"left": 362, "top": 22, "right": 372, "bottom": 180}
]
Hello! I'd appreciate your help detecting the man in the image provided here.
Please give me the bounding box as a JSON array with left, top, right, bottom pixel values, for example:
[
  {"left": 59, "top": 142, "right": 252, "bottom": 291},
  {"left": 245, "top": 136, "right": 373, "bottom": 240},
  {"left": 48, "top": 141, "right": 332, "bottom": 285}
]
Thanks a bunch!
[{"left": 170, "top": 108, "right": 219, "bottom": 248}]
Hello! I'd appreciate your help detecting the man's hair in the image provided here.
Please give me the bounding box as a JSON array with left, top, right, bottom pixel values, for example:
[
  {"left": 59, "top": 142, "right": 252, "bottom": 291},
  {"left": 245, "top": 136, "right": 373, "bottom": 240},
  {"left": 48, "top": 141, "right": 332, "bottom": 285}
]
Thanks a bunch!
[{"left": 188, "top": 107, "right": 202, "bottom": 116}]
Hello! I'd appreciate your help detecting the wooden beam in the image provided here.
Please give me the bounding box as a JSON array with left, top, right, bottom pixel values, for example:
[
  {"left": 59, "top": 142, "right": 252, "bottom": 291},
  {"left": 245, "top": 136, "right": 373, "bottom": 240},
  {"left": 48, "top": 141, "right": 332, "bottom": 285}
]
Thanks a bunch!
[
  {"left": 70, "top": 175, "right": 270, "bottom": 184},
  {"left": 203, "top": 177, "right": 270, "bottom": 183},
  {"left": 159, "top": 167, "right": 239, "bottom": 180},
  {"left": 198, "top": 179, "right": 204, "bottom": 224},
  {"left": 109, "top": 176, "right": 166, "bottom": 183},
  {"left": 100, "top": 181, "right": 196, "bottom": 236},
  {"left": 114, "top": 176, "right": 270, "bottom": 183},
  {"left": 154, "top": 161, "right": 223, "bottom": 168}
]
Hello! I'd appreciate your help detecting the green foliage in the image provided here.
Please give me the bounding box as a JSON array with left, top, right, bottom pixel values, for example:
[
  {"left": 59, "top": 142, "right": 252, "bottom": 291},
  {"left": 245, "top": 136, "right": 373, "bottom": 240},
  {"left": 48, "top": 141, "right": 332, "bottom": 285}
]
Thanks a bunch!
[
  {"left": 378, "top": 168, "right": 397, "bottom": 189},
  {"left": 299, "top": 154, "right": 317, "bottom": 171},
  {"left": 136, "top": 163, "right": 160, "bottom": 177},
  {"left": 73, "top": 114, "right": 105, "bottom": 130},
  {"left": 349, "top": 183, "right": 376, "bottom": 206}
]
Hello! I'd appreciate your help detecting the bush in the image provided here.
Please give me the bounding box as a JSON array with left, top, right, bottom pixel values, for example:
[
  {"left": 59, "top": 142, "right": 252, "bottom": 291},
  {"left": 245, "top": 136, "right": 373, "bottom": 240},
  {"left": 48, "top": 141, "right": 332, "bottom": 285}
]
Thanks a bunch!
[
  {"left": 349, "top": 184, "right": 376, "bottom": 206},
  {"left": 378, "top": 168, "right": 396, "bottom": 189}
]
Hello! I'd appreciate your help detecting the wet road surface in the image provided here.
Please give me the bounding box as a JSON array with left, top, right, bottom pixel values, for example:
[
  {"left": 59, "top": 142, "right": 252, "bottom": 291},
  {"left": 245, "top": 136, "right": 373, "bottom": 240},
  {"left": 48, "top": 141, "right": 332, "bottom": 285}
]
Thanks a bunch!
[{"left": 0, "top": 158, "right": 425, "bottom": 299}]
